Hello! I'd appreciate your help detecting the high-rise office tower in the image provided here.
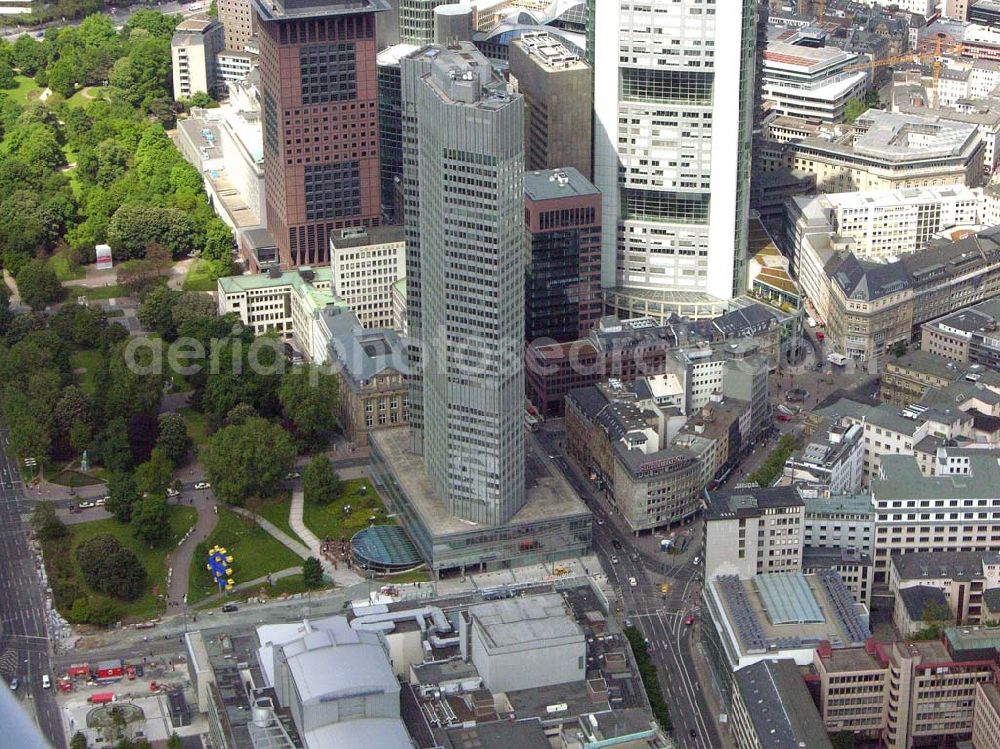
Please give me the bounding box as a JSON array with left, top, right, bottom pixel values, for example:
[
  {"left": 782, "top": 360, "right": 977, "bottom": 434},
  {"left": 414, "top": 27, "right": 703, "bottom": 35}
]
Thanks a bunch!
[
  {"left": 509, "top": 32, "right": 593, "bottom": 180},
  {"left": 399, "top": 0, "right": 455, "bottom": 44},
  {"left": 524, "top": 167, "right": 602, "bottom": 342},
  {"left": 402, "top": 43, "right": 526, "bottom": 525},
  {"left": 591, "top": 0, "right": 757, "bottom": 320},
  {"left": 218, "top": 0, "right": 256, "bottom": 50},
  {"left": 253, "top": 0, "right": 387, "bottom": 267}
]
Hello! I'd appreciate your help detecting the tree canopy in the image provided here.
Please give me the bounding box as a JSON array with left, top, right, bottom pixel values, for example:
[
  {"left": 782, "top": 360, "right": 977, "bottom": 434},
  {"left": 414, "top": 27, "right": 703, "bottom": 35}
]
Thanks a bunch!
[
  {"left": 76, "top": 533, "right": 146, "bottom": 601},
  {"left": 203, "top": 417, "right": 296, "bottom": 505}
]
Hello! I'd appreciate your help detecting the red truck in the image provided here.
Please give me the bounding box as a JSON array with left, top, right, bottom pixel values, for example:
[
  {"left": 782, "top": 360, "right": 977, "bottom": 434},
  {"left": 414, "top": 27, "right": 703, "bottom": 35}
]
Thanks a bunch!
[
  {"left": 88, "top": 692, "right": 116, "bottom": 704},
  {"left": 67, "top": 663, "right": 90, "bottom": 678},
  {"left": 94, "top": 660, "right": 124, "bottom": 682}
]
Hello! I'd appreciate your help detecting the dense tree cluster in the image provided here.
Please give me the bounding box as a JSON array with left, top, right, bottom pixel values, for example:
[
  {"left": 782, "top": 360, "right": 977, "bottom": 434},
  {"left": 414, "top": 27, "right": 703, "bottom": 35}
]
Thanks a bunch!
[
  {"left": 76, "top": 533, "right": 147, "bottom": 601},
  {"left": 0, "top": 12, "right": 235, "bottom": 283}
]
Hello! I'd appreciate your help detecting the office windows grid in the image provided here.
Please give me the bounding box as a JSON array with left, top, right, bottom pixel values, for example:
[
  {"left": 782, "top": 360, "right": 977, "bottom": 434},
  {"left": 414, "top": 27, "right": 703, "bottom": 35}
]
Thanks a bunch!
[
  {"left": 304, "top": 161, "right": 361, "bottom": 221},
  {"left": 623, "top": 188, "right": 710, "bottom": 224},
  {"left": 621, "top": 68, "right": 714, "bottom": 105},
  {"left": 299, "top": 42, "right": 357, "bottom": 105}
]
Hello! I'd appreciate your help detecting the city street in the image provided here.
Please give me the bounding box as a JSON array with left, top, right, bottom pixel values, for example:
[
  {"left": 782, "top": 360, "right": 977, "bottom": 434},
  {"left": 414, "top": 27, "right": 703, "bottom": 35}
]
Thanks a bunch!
[
  {"left": 0, "top": 424, "right": 64, "bottom": 749},
  {"left": 535, "top": 424, "right": 724, "bottom": 749}
]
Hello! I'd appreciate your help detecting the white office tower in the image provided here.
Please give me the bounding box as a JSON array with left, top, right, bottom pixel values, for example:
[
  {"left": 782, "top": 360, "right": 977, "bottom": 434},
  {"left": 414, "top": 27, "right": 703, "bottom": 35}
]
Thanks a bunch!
[
  {"left": 401, "top": 44, "right": 526, "bottom": 525},
  {"left": 592, "top": 0, "right": 757, "bottom": 320}
]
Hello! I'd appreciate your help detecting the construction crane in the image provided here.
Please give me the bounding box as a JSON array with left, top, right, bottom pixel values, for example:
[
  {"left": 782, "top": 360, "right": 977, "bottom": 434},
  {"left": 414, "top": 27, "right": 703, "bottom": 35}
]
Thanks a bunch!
[{"left": 843, "top": 37, "right": 965, "bottom": 109}]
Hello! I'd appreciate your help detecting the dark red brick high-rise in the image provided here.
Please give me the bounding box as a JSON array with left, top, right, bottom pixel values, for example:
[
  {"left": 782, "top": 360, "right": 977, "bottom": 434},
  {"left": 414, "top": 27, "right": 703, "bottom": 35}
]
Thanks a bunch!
[{"left": 253, "top": 0, "right": 387, "bottom": 267}]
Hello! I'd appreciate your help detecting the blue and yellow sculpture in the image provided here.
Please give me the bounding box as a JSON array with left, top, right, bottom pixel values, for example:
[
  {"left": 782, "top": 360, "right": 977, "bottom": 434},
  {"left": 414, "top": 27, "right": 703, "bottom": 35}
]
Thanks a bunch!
[{"left": 206, "top": 545, "right": 235, "bottom": 593}]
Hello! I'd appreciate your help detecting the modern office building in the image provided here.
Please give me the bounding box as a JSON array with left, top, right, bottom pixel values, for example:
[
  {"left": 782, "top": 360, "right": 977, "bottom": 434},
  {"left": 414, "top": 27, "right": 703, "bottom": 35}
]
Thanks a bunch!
[
  {"left": 591, "top": 0, "right": 757, "bottom": 321},
  {"left": 377, "top": 43, "right": 420, "bottom": 223},
  {"left": 703, "top": 486, "right": 805, "bottom": 582},
  {"left": 401, "top": 42, "right": 525, "bottom": 526},
  {"left": 509, "top": 32, "right": 593, "bottom": 180},
  {"left": 171, "top": 17, "right": 225, "bottom": 100},
  {"left": 329, "top": 226, "right": 405, "bottom": 329},
  {"left": 523, "top": 167, "right": 601, "bottom": 343},
  {"left": 216, "top": 49, "right": 258, "bottom": 84},
  {"left": 253, "top": 0, "right": 386, "bottom": 267},
  {"left": 399, "top": 0, "right": 453, "bottom": 44},
  {"left": 761, "top": 31, "right": 869, "bottom": 123},
  {"left": 219, "top": 0, "right": 257, "bottom": 50}
]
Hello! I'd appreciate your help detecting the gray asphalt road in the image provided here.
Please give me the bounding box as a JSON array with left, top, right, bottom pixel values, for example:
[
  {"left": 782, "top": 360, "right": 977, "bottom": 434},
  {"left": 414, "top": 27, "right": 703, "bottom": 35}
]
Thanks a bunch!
[
  {"left": 0, "top": 424, "right": 65, "bottom": 749},
  {"left": 534, "top": 426, "right": 720, "bottom": 749}
]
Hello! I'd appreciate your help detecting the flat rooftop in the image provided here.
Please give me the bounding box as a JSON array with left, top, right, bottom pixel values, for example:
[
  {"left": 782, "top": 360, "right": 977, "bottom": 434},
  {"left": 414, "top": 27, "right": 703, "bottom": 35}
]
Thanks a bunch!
[
  {"left": 874, "top": 453, "right": 1000, "bottom": 501},
  {"left": 369, "top": 427, "right": 588, "bottom": 537},
  {"left": 252, "top": 0, "right": 390, "bottom": 22},
  {"left": 820, "top": 647, "right": 884, "bottom": 674},
  {"left": 523, "top": 167, "right": 598, "bottom": 202},
  {"left": 469, "top": 593, "right": 583, "bottom": 649},
  {"left": 853, "top": 110, "right": 979, "bottom": 162}
]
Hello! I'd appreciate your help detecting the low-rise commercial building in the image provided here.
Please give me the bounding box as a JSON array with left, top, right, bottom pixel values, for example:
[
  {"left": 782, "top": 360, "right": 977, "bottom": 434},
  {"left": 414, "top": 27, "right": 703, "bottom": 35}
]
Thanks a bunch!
[
  {"left": 786, "top": 109, "right": 984, "bottom": 192},
  {"left": 463, "top": 594, "right": 585, "bottom": 694},
  {"left": 787, "top": 185, "right": 982, "bottom": 264},
  {"left": 783, "top": 422, "right": 865, "bottom": 496},
  {"left": 761, "top": 31, "right": 869, "bottom": 123},
  {"left": 329, "top": 227, "right": 405, "bottom": 330},
  {"left": 321, "top": 309, "right": 409, "bottom": 446},
  {"left": 730, "top": 659, "right": 834, "bottom": 749},
  {"left": 216, "top": 266, "right": 346, "bottom": 360},
  {"left": 802, "top": 546, "right": 874, "bottom": 610},
  {"left": 921, "top": 297, "right": 1000, "bottom": 367},
  {"left": 890, "top": 550, "right": 1000, "bottom": 628},
  {"left": 814, "top": 632, "right": 1000, "bottom": 749},
  {"left": 171, "top": 17, "right": 225, "bottom": 100},
  {"left": 870, "top": 452, "right": 1000, "bottom": 582}
]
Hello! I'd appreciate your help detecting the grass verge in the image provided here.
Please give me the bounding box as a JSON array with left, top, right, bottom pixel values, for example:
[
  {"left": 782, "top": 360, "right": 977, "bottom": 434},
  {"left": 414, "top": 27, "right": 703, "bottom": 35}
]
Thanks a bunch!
[
  {"left": 77, "top": 284, "right": 128, "bottom": 301},
  {"left": 187, "top": 506, "right": 303, "bottom": 605},
  {"left": 6, "top": 75, "right": 41, "bottom": 105},
  {"left": 182, "top": 259, "right": 218, "bottom": 292},
  {"left": 255, "top": 493, "right": 294, "bottom": 539},
  {"left": 49, "top": 248, "right": 85, "bottom": 281},
  {"left": 302, "top": 478, "right": 392, "bottom": 543},
  {"left": 43, "top": 505, "right": 197, "bottom": 624}
]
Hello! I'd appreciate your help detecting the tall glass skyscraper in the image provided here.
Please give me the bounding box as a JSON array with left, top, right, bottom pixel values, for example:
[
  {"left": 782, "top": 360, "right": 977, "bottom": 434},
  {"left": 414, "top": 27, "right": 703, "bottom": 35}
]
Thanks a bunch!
[
  {"left": 401, "top": 43, "right": 527, "bottom": 525},
  {"left": 591, "top": 0, "right": 757, "bottom": 320}
]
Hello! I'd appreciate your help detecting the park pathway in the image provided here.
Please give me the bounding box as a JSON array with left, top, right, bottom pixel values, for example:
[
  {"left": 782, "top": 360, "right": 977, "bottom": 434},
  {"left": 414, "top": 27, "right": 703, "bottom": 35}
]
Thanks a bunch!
[
  {"left": 229, "top": 506, "right": 312, "bottom": 559},
  {"left": 165, "top": 493, "right": 220, "bottom": 606},
  {"left": 288, "top": 491, "right": 363, "bottom": 587}
]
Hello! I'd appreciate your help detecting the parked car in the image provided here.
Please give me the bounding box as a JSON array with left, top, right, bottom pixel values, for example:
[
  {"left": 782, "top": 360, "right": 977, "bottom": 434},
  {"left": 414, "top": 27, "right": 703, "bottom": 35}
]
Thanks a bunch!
[
  {"left": 94, "top": 498, "right": 107, "bottom": 507},
  {"left": 221, "top": 603, "right": 238, "bottom": 613},
  {"left": 596, "top": 518, "right": 604, "bottom": 526},
  {"left": 195, "top": 482, "right": 211, "bottom": 490},
  {"left": 692, "top": 556, "right": 701, "bottom": 566},
  {"left": 285, "top": 472, "right": 300, "bottom": 480},
  {"left": 628, "top": 577, "right": 638, "bottom": 587},
  {"left": 78, "top": 501, "right": 95, "bottom": 509},
  {"left": 612, "top": 539, "right": 622, "bottom": 550},
  {"left": 166, "top": 489, "right": 180, "bottom": 498},
  {"left": 685, "top": 614, "right": 695, "bottom": 626},
  {"left": 610, "top": 555, "right": 619, "bottom": 564},
  {"left": 9, "top": 677, "right": 17, "bottom": 691},
  {"left": 42, "top": 674, "right": 51, "bottom": 689}
]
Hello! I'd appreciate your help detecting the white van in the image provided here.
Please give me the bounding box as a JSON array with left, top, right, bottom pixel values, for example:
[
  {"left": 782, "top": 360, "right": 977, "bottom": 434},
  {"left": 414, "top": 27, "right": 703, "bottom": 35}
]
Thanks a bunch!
[{"left": 42, "top": 674, "right": 51, "bottom": 689}]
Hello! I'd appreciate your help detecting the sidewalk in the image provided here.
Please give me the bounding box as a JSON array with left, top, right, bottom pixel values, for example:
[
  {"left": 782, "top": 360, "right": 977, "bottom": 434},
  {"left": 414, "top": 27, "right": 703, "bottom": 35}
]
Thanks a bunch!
[
  {"left": 196, "top": 566, "right": 302, "bottom": 606},
  {"left": 230, "top": 506, "right": 312, "bottom": 558},
  {"left": 288, "top": 490, "right": 363, "bottom": 586},
  {"left": 166, "top": 494, "right": 220, "bottom": 605}
]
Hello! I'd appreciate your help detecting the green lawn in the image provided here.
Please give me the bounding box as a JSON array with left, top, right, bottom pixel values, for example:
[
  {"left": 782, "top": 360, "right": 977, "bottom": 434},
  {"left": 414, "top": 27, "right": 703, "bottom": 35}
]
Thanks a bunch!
[
  {"left": 187, "top": 506, "right": 303, "bottom": 605},
  {"left": 49, "top": 248, "right": 85, "bottom": 281},
  {"left": 381, "top": 569, "right": 431, "bottom": 584},
  {"left": 64, "top": 86, "right": 108, "bottom": 108},
  {"left": 55, "top": 505, "right": 198, "bottom": 622},
  {"left": 6, "top": 75, "right": 42, "bottom": 105},
  {"left": 256, "top": 493, "right": 294, "bottom": 539},
  {"left": 178, "top": 407, "right": 210, "bottom": 448},
  {"left": 70, "top": 348, "right": 103, "bottom": 397},
  {"left": 303, "top": 479, "right": 392, "bottom": 544},
  {"left": 183, "top": 259, "right": 218, "bottom": 292},
  {"left": 77, "top": 284, "right": 128, "bottom": 300}
]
